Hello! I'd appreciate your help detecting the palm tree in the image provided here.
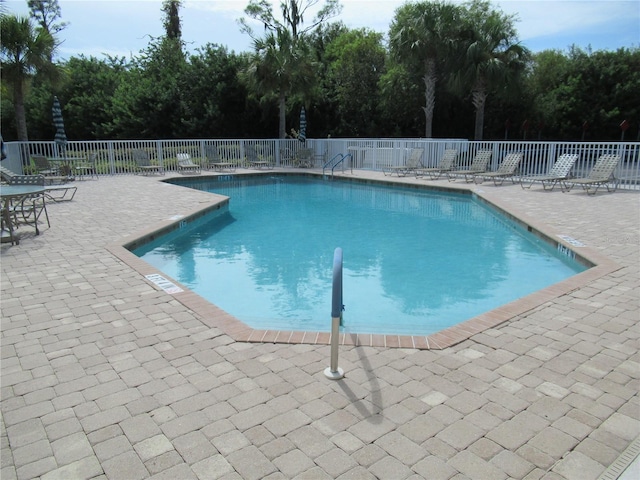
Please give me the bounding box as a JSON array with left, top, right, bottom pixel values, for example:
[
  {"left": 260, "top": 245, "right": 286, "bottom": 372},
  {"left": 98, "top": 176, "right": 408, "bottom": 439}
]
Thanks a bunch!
[
  {"left": 242, "top": 29, "right": 316, "bottom": 138},
  {"left": 0, "top": 14, "right": 56, "bottom": 140},
  {"left": 239, "top": 0, "right": 341, "bottom": 138},
  {"left": 389, "top": 1, "right": 462, "bottom": 138},
  {"left": 453, "top": 0, "right": 529, "bottom": 140}
]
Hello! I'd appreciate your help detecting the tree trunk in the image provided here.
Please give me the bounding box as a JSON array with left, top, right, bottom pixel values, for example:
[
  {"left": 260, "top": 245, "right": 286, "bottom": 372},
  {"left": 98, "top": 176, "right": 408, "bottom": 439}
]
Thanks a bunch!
[
  {"left": 278, "top": 90, "right": 286, "bottom": 139},
  {"left": 472, "top": 78, "right": 487, "bottom": 141},
  {"left": 13, "top": 81, "right": 29, "bottom": 141},
  {"left": 421, "top": 58, "right": 436, "bottom": 138}
]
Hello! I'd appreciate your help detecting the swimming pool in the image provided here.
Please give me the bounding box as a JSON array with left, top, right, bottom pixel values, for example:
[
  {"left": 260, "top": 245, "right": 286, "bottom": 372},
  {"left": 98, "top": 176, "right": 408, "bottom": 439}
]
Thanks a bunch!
[{"left": 132, "top": 175, "right": 588, "bottom": 336}]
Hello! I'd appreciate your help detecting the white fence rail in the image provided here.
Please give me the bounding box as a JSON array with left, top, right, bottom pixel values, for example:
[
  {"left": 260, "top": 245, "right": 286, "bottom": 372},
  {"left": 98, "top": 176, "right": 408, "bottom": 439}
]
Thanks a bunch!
[{"left": 4, "top": 138, "right": 639, "bottom": 189}]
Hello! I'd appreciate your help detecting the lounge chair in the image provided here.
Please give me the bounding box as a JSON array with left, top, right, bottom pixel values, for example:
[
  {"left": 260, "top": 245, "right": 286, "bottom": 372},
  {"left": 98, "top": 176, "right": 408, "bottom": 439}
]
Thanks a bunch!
[
  {"left": 415, "top": 149, "right": 458, "bottom": 179},
  {"left": 448, "top": 150, "right": 492, "bottom": 182},
  {"left": 561, "top": 154, "right": 620, "bottom": 195},
  {"left": 177, "top": 153, "right": 201, "bottom": 174},
  {"left": 294, "top": 148, "right": 314, "bottom": 168},
  {"left": 472, "top": 152, "right": 523, "bottom": 186},
  {"left": 1, "top": 166, "right": 77, "bottom": 202},
  {"left": 245, "top": 144, "right": 273, "bottom": 169},
  {"left": 133, "top": 149, "right": 164, "bottom": 175},
  {"left": 383, "top": 148, "right": 424, "bottom": 176},
  {"left": 519, "top": 153, "right": 578, "bottom": 191},
  {"left": 203, "top": 145, "right": 235, "bottom": 171}
]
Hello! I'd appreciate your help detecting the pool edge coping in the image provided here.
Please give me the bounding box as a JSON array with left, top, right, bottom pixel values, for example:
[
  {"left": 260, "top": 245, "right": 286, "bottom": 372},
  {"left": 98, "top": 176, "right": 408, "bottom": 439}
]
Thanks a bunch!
[{"left": 107, "top": 170, "right": 623, "bottom": 350}]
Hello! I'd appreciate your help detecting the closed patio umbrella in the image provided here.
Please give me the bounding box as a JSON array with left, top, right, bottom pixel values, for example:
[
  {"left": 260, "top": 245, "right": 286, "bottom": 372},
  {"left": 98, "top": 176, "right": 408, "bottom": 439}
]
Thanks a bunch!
[
  {"left": 298, "top": 106, "right": 307, "bottom": 143},
  {"left": 52, "top": 96, "right": 67, "bottom": 157}
]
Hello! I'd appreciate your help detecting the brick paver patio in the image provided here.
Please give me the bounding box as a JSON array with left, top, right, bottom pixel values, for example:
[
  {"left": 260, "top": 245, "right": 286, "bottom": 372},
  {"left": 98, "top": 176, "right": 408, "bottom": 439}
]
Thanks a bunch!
[{"left": 1, "top": 169, "right": 638, "bottom": 480}]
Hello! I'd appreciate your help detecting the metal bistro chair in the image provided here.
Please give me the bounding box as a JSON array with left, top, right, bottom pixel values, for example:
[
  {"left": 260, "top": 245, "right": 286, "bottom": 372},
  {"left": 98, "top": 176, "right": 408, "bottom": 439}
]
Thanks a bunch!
[
  {"left": 7, "top": 174, "right": 50, "bottom": 235},
  {"left": 31, "top": 154, "right": 59, "bottom": 176},
  {"left": 74, "top": 153, "right": 99, "bottom": 180}
]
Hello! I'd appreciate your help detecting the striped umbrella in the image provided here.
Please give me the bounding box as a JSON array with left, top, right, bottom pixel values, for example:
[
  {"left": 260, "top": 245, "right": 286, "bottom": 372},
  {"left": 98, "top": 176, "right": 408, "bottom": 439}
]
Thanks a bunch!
[
  {"left": 298, "top": 106, "right": 307, "bottom": 143},
  {"left": 52, "top": 96, "right": 67, "bottom": 156}
]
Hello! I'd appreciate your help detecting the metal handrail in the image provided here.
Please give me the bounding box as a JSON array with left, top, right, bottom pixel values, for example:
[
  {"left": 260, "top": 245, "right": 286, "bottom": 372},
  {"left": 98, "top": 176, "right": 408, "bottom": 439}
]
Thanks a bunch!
[
  {"left": 322, "top": 153, "right": 353, "bottom": 178},
  {"left": 323, "top": 153, "right": 344, "bottom": 175},
  {"left": 325, "top": 247, "right": 345, "bottom": 380},
  {"left": 332, "top": 153, "right": 352, "bottom": 176}
]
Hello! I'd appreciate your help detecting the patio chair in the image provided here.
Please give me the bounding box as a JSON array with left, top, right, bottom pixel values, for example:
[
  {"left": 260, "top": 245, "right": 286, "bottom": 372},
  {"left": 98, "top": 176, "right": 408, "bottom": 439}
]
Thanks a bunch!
[
  {"left": 519, "top": 153, "right": 579, "bottom": 191},
  {"left": 383, "top": 148, "right": 424, "bottom": 176},
  {"left": 448, "top": 150, "right": 492, "bottom": 182},
  {"left": 5, "top": 174, "right": 50, "bottom": 235},
  {"left": 1, "top": 205, "right": 18, "bottom": 245},
  {"left": 133, "top": 149, "right": 164, "bottom": 175},
  {"left": 31, "top": 155, "right": 59, "bottom": 176},
  {"left": 204, "top": 145, "right": 235, "bottom": 171},
  {"left": 472, "top": 152, "right": 523, "bottom": 186},
  {"left": 294, "top": 148, "right": 314, "bottom": 168},
  {"left": 1, "top": 165, "right": 77, "bottom": 202},
  {"left": 74, "top": 153, "right": 99, "bottom": 180},
  {"left": 561, "top": 154, "right": 620, "bottom": 195},
  {"left": 245, "top": 144, "right": 273, "bottom": 169},
  {"left": 415, "top": 149, "right": 458, "bottom": 179},
  {"left": 177, "top": 153, "right": 201, "bottom": 174}
]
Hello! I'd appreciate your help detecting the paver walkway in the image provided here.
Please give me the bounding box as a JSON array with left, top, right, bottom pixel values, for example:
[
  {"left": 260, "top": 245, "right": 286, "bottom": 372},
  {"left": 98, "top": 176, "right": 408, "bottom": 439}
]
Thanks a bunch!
[{"left": 1, "top": 170, "right": 638, "bottom": 480}]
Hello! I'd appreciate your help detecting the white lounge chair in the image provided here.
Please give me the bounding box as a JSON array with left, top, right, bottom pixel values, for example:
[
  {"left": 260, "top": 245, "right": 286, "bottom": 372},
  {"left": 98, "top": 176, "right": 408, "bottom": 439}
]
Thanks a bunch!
[
  {"left": 383, "top": 148, "right": 424, "bottom": 177},
  {"left": 520, "top": 153, "right": 578, "bottom": 191},
  {"left": 561, "top": 154, "right": 620, "bottom": 195},
  {"left": 448, "top": 150, "right": 492, "bottom": 182},
  {"left": 415, "top": 149, "right": 458, "bottom": 179},
  {"left": 177, "top": 153, "right": 201, "bottom": 174},
  {"left": 472, "top": 152, "right": 523, "bottom": 186},
  {"left": 1, "top": 166, "right": 77, "bottom": 202}
]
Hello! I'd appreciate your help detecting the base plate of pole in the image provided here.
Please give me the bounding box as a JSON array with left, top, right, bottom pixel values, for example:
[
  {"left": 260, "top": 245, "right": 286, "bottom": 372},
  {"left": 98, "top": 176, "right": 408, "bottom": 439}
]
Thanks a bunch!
[{"left": 324, "top": 367, "right": 344, "bottom": 380}]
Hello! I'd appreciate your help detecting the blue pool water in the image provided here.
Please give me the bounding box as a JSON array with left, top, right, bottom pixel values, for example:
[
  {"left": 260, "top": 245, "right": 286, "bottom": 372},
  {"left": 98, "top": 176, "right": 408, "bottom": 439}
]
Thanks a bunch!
[{"left": 133, "top": 176, "right": 587, "bottom": 336}]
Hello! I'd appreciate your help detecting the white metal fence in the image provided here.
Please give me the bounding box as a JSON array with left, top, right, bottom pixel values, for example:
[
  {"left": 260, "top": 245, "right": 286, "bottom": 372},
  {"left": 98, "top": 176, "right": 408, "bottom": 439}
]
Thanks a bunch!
[{"left": 4, "top": 138, "right": 639, "bottom": 189}]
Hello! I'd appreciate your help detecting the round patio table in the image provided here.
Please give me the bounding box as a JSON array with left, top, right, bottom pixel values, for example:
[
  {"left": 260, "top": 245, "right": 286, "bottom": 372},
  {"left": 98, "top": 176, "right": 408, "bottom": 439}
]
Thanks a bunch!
[{"left": 0, "top": 184, "right": 46, "bottom": 245}]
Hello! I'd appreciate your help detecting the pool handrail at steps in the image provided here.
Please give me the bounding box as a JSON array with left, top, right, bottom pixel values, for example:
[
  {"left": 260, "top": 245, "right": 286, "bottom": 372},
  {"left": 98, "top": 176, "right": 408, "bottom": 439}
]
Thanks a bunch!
[{"left": 323, "top": 153, "right": 353, "bottom": 178}]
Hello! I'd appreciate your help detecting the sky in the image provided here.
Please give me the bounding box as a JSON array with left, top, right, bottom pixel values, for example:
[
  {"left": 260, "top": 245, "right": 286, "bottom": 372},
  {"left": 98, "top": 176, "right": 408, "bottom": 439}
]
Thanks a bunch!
[{"left": 4, "top": 0, "right": 639, "bottom": 61}]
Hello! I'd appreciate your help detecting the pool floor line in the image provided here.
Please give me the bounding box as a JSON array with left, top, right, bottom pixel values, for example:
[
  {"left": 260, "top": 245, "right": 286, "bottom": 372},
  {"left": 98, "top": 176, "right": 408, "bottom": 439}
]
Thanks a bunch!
[{"left": 112, "top": 169, "right": 622, "bottom": 350}]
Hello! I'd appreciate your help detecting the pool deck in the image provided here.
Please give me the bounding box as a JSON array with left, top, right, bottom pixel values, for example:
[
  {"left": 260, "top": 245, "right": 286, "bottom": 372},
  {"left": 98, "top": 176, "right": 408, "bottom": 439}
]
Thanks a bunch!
[{"left": 1, "top": 168, "right": 638, "bottom": 479}]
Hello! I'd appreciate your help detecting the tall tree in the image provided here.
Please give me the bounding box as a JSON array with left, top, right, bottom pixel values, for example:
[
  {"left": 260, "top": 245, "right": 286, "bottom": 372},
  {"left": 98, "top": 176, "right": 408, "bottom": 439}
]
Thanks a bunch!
[
  {"left": 241, "top": 28, "right": 316, "bottom": 138},
  {"left": 28, "top": 0, "right": 67, "bottom": 60},
  {"left": 0, "top": 14, "right": 56, "bottom": 140},
  {"left": 162, "top": 0, "right": 182, "bottom": 40},
  {"left": 389, "top": 1, "right": 462, "bottom": 138},
  {"left": 106, "top": 2, "right": 186, "bottom": 138},
  {"left": 453, "top": 0, "right": 529, "bottom": 140},
  {"left": 60, "top": 55, "right": 128, "bottom": 139},
  {"left": 323, "top": 28, "right": 386, "bottom": 136},
  {"left": 239, "top": 0, "right": 342, "bottom": 138},
  {"left": 27, "top": 0, "right": 67, "bottom": 34},
  {"left": 182, "top": 45, "right": 261, "bottom": 138},
  {"left": 527, "top": 46, "right": 640, "bottom": 140}
]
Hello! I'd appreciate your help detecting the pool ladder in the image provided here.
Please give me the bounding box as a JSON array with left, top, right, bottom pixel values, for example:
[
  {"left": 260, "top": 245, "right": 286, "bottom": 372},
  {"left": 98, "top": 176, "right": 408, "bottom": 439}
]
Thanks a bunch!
[{"left": 322, "top": 153, "right": 353, "bottom": 179}]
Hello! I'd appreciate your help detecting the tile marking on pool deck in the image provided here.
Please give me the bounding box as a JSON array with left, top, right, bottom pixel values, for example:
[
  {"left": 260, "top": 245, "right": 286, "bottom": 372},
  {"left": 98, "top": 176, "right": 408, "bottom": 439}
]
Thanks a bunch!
[{"left": 110, "top": 170, "right": 623, "bottom": 350}]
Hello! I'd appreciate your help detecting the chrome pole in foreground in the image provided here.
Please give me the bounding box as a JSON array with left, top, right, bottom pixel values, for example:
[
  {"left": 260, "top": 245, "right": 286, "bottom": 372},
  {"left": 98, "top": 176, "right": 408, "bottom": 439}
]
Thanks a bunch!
[{"left": 324, "top": 247, "right": 345, "bottom": 380}]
